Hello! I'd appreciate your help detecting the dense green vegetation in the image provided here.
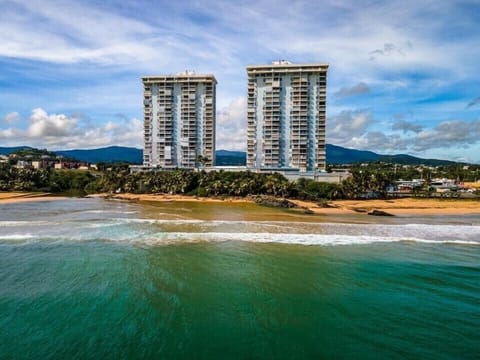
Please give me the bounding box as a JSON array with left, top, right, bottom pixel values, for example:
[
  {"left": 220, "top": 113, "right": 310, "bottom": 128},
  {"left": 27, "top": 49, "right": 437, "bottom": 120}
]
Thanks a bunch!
[
  {"left": 9, "top": 148, "right": 56, "bottom": 159},
  {"left": 0, "top": 163, "right": 95, "bottom": 193},
  {"left": 1, "top": 162, "right": 479, "bottom": 200},
  {"left": 343, "top": 162, "right": 480, "bottom": 182},
  {"left": 90, "top": 168, "right": 306, "bottom": 198},
  {"left": 0, "top": 163, "right": 341, "bottom": 200}
]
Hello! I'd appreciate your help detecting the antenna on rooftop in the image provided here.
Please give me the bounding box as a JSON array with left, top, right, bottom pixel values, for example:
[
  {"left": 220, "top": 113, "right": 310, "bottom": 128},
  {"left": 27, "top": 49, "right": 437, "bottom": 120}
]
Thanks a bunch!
[
  {"left": 177, "top": 70, "right": 196, "bottom": 76},
  {"left": 272, "top": 60, "right": 292, "bottom": 65}
]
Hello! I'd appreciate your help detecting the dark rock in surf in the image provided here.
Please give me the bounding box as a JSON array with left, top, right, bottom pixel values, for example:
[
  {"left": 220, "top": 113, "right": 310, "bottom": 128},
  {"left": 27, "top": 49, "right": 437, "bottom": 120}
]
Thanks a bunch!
[
  {"left": 368, "top": 209, "right": 394, "bottom": 216},
  {"left": 251, "top": 195, "right": 298, "bottom": 209}
]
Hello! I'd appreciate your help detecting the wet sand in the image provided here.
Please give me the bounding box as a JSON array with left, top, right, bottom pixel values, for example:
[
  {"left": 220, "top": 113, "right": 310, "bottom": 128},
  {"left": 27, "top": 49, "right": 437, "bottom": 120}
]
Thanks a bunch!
[
  {"left": 292, "top": 198, "right": 480, "bottom": 215},
  {"left": 90, "top": 193, "right": 252, "bottom": 203},
  {"left": 96, "top": 193, "right": 480, "bottom": 216},
  {"left": 0, "top": 192, "right": 68, "bottom": 204},
  {"left": 2, "top": 192, "right": 478, "bottom": 216}
]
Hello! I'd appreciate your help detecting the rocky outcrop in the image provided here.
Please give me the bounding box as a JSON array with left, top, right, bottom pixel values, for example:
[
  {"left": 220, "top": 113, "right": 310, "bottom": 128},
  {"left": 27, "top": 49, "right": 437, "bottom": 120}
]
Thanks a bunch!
[
  {"left": 368, "top": 209, "right": 394, "bottom": 216},
  {"left": 250, "top": 195, "right": 298, "bottom": 208}
]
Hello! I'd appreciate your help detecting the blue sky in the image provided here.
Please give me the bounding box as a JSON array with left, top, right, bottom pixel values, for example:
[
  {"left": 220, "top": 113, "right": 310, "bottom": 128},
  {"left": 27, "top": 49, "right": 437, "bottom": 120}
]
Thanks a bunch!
[{"left": 1, "top": 0, "right": 480, "bottom": 162}]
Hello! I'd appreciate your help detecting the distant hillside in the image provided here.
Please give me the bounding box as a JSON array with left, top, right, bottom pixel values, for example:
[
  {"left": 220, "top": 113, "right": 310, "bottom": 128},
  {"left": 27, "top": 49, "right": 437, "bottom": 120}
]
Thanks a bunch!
[
  {"left": 374, "top": 154, "right": 461, "bottom": 166},
  {"left": 215, "top": 145, "right": 461, "bottom": 166},
  {"left": 215, "top": 150, "right": 246, "bottom": 166},
  {"left": 326, "top": 144, "right": 461, "bottom": 166},
  {"left": 0, "top": 144, "right": 465, "bottom": 166},
  {"left": 214, "top": 145, "right": 461, "bottom": 166},
  {"left": 216, "top": 150, "right": 246, "bottom": 157},
  {"left": 326, "top": 144, "right": 379, "bottom": 164},
  {"left": 55, "top": 148, "right": 245, "bottom": 165},
  {"left": 0, "top": 146, "right": 34, "bottom": 155},
  {"left": 55, "top": 146, "right": 143, "bottom": 164}
]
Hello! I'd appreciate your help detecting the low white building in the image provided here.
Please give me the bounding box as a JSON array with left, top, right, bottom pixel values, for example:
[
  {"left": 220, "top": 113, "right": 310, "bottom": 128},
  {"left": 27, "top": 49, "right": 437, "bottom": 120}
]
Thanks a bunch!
[{"left": 430, "top": 179, "right": 459, "bottom": 192}]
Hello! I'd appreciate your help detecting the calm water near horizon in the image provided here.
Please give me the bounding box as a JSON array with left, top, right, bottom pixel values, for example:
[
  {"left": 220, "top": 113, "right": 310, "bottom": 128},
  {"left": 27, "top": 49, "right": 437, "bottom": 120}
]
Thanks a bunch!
[{"left": 1, "top": 198, "right": 479, "bottom": 359}]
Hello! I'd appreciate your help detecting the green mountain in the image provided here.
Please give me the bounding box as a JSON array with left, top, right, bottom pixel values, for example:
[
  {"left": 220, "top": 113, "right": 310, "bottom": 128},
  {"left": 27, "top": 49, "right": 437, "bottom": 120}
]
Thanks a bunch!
[
  {"left": 215, "top": 146, "right": 462, "bottom": 166},
  {"left": 55, "top": 146, "right": 143, "bottom": 164},
  {"left": 0, "top": 146, "right": 34, "bottom": 155},
  {"left": 326, "top": 144, "right": 379, "bottom": 164},
  {"left": 0, "top": 145, "right": 466, "bottom": 166},
  {"left": 215, "top": 150, "right": 246, "bottom": 166},
  {"left": 325, "top": 144, "right": 462, "bottom": 166}
]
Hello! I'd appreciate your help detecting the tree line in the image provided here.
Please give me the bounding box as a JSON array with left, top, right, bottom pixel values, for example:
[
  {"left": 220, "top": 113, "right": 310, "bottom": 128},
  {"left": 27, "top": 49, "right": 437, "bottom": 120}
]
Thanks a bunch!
[
  {"left": 0, "top": 163, "right": 95, "bottom": 194},
  {"left": 1, "top": 162, "right": 479, "bottom": 200},
  {"left": 88, "top": 167, "right": 342, "bottom": 200},
  {"left": 0, "top": 163, "right": 340, "bottom": 200}
]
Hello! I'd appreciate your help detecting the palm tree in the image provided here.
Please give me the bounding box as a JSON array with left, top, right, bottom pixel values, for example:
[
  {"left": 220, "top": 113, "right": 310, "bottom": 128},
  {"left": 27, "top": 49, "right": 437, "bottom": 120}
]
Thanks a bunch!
[{"left": 196, "top": 155, "right": 210, "bottom": 168}]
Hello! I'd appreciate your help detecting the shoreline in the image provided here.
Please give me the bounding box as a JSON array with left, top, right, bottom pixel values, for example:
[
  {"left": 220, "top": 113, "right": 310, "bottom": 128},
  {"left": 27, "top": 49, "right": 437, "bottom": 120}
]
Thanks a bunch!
[
  {"left": 91, "top": 192, "right": 252, "bottom": 204},
  {"left": 0, "top": 192, "right": 69, "bottom": 204},
  {"left": 1, "top": 191, "right": 479, "bottom": 216},
  {"left": 96, "top": 193, "right": 480, "bottom": 216},
  {"left": 290, "top": 198, "right": 480, "bottom": 216}
]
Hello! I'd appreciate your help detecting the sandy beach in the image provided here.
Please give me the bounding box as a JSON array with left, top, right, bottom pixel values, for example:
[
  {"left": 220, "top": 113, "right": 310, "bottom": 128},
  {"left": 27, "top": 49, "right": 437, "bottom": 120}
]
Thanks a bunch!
[
  {"left": 0, "top": 192, "right": 68, "bottom": 204},
  {"left": 291, "top": 198, "right": 480, "bottom": 215},
  {"left": 98, "top": 193, "right": 480, "bottom": 216},
  {"left": 1, "top": 191, "right": 478, "bottom": 215},
  {"left": 92, "top": 192, "right": 252, "bottom": 204}
]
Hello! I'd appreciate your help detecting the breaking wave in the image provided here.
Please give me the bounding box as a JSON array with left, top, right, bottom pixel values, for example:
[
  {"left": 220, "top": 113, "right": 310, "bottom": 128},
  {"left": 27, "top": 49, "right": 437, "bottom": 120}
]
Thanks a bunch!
[
  {"left": 0, "top": 231, "right": 478, "bottom": 247},
  {"left": 140, "top": 232, "right": 480, "bottom": 246}
]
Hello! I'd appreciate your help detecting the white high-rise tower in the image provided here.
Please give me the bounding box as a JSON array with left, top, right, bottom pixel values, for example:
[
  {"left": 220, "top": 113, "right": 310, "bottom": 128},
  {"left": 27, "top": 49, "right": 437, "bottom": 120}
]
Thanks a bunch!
[
  {"left": 142, "top": 72, "right": 216, "bottom": 168},
  {"left": 246, "top": 61, "right": 328, "bottom": 172}
]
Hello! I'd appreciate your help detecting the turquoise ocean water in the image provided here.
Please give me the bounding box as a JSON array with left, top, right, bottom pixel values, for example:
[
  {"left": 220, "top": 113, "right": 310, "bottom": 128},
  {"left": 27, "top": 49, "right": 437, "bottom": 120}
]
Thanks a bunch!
[{"left": 0, "top": 198, "right": 479, "bottom": 359}]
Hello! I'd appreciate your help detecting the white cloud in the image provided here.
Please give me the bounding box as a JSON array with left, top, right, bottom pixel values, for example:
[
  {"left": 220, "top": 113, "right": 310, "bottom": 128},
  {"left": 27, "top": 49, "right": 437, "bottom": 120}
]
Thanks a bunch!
[
  {"left": 348, "top": 132, "right": 407, "bottom": 152},
  {"left": 392, "top": 118, "right": 423, "bottom": 133},
  {"left": 0, "top": 0, "right": 242, "bottom": 72},
  {"left": 0, "top": 0, "right": 157, "bottom": 65},
  {"left": 3, "top": 112, "right": 20, "bottom": 124},
  {"left": 328, "top": 110, "right": 373, "bottom": 145},
  {"left": 27, "top": 108, "right": 80, "bottom": 138},
  {"left": 0, "top": 128, "right": 21, "bottom": 138},
  {"left": 369, "top": 42, "right": 409, "bottom": 61},
  {"left": 334, "top": 82, "right": 370, "bottom": 99},
  {"left": 2, "top": 0, "right": 476, "bottom": 80},
  {"left": 335, "top": 117, "right": 480, "bottom": 155},
  {"left": 216, "top": 97, "right": 247, "bottom": 151},
  {"left": 412, "top": 119, "right": 480, "bottom": 151},
  {"left": 0, "top": 108, "right": 142, "bottom": 149}
]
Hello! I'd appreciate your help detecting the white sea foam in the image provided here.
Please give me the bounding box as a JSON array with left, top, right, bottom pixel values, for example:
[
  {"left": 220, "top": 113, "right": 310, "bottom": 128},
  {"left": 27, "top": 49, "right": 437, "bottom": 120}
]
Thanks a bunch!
[
  {"left": 110, "top": 218, "right": 315, "bottom": 227},
  {"left": 83, "top": 222, "right": 120, "bottom": 228},
  {"left": 0, "top": 230, "right": 477, "bottom": 246},
  {"left": 0, "top": 234, "right": 35, "bottom": 240},
  {"left": 1, "top": 216, "right": 479, "bottom": 246},
  {"left": 0, "top": 221, "right": 49, "bottom": 227},
  {"left": 79, "top": 210, "right": 138, "bottom": 214},
  {"left": 109, "top": 219, "right": 480, "bottom": 239},
  {"left": 140, "top": 232, "right": 480, "bottom": 246},
  {"left": 112, "top": 218, "right": 204, "bottom": 224},
  {"left": 109, "top": 218, "right": 480, "bottom": 228}
]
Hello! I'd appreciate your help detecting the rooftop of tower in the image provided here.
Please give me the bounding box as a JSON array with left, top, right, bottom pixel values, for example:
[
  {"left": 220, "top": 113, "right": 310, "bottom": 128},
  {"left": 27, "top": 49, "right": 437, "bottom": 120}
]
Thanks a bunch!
[
  {"left": 246, "top": 61, "right": 329, "bottom": 73},
  {"left": 142, "top": 72, "right": 217, "bottom": 84}
]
